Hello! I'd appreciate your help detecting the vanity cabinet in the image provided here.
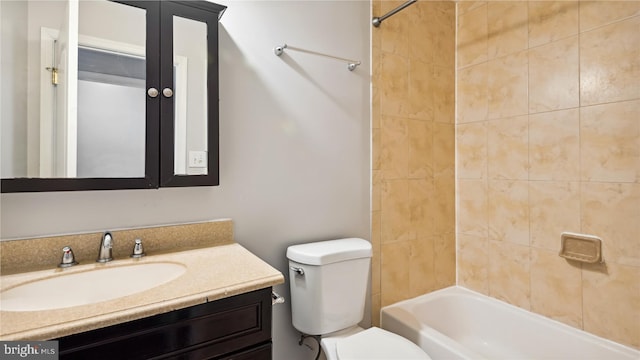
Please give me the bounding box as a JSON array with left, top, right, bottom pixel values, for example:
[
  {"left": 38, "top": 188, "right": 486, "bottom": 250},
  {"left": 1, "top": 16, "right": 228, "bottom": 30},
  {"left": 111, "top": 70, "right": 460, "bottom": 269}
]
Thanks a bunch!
[{"left": 57, "top": 288, "right": 272, "bottom": 360}]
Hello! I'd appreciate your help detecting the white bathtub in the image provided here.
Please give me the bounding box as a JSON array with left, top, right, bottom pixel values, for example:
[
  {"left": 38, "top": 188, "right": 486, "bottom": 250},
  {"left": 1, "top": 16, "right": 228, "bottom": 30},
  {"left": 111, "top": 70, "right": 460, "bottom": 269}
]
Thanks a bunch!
[{"left": 381, "top": 286, "right": 640, "bottom": 360}]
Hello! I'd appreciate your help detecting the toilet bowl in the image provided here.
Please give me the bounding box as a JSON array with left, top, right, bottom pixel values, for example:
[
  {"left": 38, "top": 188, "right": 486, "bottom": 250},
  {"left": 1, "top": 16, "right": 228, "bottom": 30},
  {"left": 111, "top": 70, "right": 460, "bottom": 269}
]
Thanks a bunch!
[
  {"left": 321, "top": 326, "right": 431, "bottom": 360},
  {"left": 286, "top": 238, "right": 431, "bottom": 360}
]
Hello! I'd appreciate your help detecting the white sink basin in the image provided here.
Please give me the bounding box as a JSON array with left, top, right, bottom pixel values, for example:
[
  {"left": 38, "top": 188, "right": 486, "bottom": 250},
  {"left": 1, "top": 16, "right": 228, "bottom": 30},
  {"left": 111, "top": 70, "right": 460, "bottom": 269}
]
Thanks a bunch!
[{"left": 0, "top": 262, "right": 186, "bottom": 312}]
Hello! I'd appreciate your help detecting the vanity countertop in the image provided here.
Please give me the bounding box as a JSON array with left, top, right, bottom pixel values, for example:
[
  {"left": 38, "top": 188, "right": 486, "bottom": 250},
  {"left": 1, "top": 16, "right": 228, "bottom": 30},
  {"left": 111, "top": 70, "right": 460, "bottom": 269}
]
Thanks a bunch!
[{"left": 0, "top": 243, "right": 284, "bottom": 340}]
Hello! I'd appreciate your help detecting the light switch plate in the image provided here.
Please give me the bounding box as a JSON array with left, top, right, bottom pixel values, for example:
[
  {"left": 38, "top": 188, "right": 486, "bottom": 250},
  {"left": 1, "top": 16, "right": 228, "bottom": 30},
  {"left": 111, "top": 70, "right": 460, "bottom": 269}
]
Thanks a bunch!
[{"left": 188, "top": 151, "right": 207, "bottom": 168}]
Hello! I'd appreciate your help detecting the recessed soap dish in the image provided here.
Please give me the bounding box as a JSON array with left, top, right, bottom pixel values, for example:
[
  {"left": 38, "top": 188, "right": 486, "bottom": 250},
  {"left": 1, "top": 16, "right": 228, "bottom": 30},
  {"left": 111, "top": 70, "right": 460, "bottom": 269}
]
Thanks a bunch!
[{"left": 559, "top": 232, "right": 603, "bottom": 264}]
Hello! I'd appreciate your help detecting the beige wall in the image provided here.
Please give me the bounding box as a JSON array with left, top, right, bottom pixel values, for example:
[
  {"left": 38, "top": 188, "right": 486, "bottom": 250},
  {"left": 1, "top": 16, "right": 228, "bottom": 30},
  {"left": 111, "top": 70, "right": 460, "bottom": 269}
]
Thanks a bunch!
[
  {"left": 456, "top": 1, "right": 639, "bottom": 349},
  {"left": 371, "top": 0, "right": 456, "bottom": 326}
]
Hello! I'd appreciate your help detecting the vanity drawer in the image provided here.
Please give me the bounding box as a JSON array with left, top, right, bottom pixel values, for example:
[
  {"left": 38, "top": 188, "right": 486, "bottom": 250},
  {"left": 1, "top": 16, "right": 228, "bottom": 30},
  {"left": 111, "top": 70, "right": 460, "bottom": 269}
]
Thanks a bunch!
[{"left": 57, "top": 287, "right": 272, "bottom": 360}]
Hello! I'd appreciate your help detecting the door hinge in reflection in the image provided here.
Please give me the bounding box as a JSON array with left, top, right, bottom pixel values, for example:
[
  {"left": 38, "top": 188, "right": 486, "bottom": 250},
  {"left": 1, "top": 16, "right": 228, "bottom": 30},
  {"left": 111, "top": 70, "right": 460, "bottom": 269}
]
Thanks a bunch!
[{"left": 45, "top": 67, "right": 59, "bottom": 86}]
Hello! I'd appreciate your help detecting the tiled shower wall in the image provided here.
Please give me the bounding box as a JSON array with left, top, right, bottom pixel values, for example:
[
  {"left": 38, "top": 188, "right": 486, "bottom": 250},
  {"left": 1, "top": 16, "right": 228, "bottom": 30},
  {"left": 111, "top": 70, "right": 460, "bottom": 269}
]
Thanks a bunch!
[
  {"left": 456, "top": 1, "right": 639, "bottom": 348},
  {"left": 371, "top": 1, "right": 456, "bottom": 326}
]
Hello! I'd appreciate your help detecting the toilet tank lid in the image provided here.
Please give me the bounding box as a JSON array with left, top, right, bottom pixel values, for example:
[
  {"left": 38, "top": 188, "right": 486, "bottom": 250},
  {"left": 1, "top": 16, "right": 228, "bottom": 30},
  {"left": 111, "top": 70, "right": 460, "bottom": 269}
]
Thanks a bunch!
[{"left": 287, "top": 238, "right": 372, "bottom": 265}]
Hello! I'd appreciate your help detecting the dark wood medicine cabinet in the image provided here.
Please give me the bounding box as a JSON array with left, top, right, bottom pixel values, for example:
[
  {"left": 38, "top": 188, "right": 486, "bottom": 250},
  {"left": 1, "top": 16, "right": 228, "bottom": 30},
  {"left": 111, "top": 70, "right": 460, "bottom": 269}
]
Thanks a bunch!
[{"left": 1, "top": 0, "right": 226, "bottom": 193}]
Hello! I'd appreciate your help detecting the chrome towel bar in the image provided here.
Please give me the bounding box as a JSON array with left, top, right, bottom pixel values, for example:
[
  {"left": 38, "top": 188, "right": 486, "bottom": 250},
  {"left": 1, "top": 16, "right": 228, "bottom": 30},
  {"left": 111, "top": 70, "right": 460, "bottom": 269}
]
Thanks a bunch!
[{"left": 274, "top": 43, "right": 361, "bottom": 71}]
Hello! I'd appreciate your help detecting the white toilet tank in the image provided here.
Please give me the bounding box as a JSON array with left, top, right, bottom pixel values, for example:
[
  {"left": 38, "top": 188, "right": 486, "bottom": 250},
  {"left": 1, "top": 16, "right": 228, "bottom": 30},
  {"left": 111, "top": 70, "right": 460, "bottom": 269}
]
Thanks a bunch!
[{"left": 286, "top": 238, "right": 372, "bottom": 336}]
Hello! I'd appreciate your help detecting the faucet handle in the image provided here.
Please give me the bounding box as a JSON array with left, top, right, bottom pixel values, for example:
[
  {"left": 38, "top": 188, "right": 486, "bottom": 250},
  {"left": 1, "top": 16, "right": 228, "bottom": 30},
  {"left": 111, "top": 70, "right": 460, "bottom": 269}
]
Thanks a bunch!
[
  {"left": 131, "top": 239, "right": 145, "bottom": 258},
  {"left": 59, "top": 246, "right": 78, "bottom": 268}
]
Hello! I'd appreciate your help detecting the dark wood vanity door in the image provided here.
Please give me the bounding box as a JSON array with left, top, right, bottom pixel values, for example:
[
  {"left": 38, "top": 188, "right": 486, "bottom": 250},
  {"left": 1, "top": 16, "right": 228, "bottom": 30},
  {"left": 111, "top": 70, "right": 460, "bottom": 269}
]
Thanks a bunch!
[{"left": 57, "top": 287, "right": 272, "bottom": 360}]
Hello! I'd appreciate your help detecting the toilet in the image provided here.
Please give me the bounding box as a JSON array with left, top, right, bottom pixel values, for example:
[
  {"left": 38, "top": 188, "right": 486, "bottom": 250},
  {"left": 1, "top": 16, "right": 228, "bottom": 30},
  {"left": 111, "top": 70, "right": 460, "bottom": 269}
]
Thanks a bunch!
[{"left": 287, "top": 238, "right": 431, "bottom": 360}]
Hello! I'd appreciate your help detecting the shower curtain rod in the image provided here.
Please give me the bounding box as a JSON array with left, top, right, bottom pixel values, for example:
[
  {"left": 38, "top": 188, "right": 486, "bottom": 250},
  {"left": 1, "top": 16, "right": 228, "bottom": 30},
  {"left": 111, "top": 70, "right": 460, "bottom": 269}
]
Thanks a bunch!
[{"left": 372, "top": 0, "right": 417, "bottom": 27}]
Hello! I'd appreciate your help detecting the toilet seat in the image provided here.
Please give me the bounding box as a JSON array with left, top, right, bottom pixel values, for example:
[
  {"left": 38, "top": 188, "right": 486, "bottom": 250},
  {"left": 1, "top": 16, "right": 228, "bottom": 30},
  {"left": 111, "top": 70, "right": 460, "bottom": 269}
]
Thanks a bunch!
[{"left": 335, "top": 327, "right": 431, "bottom": 360}]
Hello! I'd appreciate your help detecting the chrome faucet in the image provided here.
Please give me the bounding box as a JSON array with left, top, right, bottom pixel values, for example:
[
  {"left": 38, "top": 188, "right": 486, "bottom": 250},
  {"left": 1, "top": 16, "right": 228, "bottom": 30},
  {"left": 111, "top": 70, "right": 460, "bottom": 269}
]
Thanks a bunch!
[{"left": 97, "top": 232, "right": 113, "bottom": 262}]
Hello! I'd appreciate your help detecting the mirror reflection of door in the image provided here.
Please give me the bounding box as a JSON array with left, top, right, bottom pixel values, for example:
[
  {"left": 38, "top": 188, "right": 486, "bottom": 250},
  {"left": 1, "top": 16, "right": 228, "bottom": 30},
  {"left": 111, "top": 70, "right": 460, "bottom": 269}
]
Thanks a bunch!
[
  {"left": 76, "top": 45, "right": 146, "bottom": 178},
  {"left": 1, "top": 0, "right": 147, "bottom": 179},
  {"left": 75, "top": 0, "right": 147, "bottom": 178},
  {"left": 173, "top": 15, "right": 208, "bottom": 176},
  {"left": 32, "top": 0, "right": 147, "bottom": 179},
  {"left": 53, "top": 0, "right": 77, "bottom": 178}
]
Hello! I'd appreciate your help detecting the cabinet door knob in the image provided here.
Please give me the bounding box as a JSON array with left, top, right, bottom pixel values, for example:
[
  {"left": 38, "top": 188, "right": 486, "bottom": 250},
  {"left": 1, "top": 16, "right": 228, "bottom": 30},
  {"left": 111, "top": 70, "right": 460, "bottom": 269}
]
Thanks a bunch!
[
  {"left": 162, "top": 88, "right": 174, "bottom": 98},
  {"left": 147, "top": 88, "right": 159, "bottom": 98}
]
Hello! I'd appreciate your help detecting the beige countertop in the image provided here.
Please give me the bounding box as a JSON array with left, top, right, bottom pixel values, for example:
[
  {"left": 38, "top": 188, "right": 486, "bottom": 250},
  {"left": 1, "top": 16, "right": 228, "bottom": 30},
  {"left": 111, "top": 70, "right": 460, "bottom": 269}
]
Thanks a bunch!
[{"left": 0, "top": 243, "right": 284, "bottom": 340}]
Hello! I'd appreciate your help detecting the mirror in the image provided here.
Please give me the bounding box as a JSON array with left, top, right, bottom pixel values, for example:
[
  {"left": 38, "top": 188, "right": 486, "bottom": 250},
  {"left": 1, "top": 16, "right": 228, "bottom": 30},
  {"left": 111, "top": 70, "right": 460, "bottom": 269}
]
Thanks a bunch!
[
  {"left": 1, "top": 0, "right": 148, "bottom": 179},
  {"left": 76, "top": 1, "right": 147, "bottom": 178},
  {"left": 172, "top": 15, "right": 208, "bottom": 176},
  {"left": 0, "top": 0, "right": 222, "bottom": 192}
]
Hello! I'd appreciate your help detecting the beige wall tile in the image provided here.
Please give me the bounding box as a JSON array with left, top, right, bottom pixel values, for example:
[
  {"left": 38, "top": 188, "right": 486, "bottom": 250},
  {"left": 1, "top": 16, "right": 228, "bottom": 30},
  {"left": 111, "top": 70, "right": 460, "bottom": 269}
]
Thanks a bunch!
[
  {"left": 434, "top": 123, "right": 455, "bottom": 178},
  {"left": 454, "top": 1, "right": 640, "bottom": 348},
  {"left": 408, "top": 60, "right": 435, "bottom": 121},
  {"left": 435, "top": 233, "right": 456, "bottom": 289},
  {"left": 408, "top": 120, "right": 434, "bottom": 179},
  {"left": 457, "top": 63, "right": 489, "bottom": 123},
  {"left": 409, "top": 237, "right": 436, "bottom": 297},
  {"left": 457, "top": 122, "right": 487, "bottom": 179},
  {"left": 434, "top": 175, "right": 456, "bottom": 237},
  {"left": 487, "top": 116, "right": 529, "bottom": 180},
  {"left": 407, "top": 2, "right": 434, "bottom": 65},
  {"left": 579, "top": 1, "right": 640, "bottom": 32},
  {"left": 372, "top": 210, "right": 381, "bottom": 258},
  {"left": 458, "top": 4, "right": 488, "bottom": 68},
  {"left": 373, "top": 1, "right": 456, "bottom": 312},
  {"left": 528, "top": 1, "right": 579, "bottom": 47},
  {"left": 488, "top": 2, "right": 528, "bottom": 59},
  {"left": 530, "top": 248, "right": 583, "bottom": 329},
  {"left": 457, "top": 233, "right": 489, "bottom": 294},
  {"left": 487, "top": 51, "right": 529, "bottom": 119},
  {"left": 372, "top": 170, "right": 381, "bottom": 213},
  {"left": 458, "top": 1, "right": 486, "bottom": 16},
  {"left": 581, "top": 182, "right": 640, "bottom": 267},
  {"left": 372, "top": 250, "right": 381, "bottom": 296},
  {"left": 381, "top": 241, "right": 411, "bottom": 306},
  {"left": 580, "top": 100, "right": 640, "bottom": 183},
  {"left": 372, "top": 129, "right": 381, "bottom": 171},
  {"left": 434, "top": 65, "right": 455, "bottom": 124},
  {"left": 529, "top": 181, "right": 581, "bottom": 251},
  {"left": 381, "top": 179, "right": 410, "bottom": 244},
  {"left": 380, "top": 116, "right": 408, "bottom": 180},
  {"left": 529, "top": 36, "right": 579, "bottom": 112},
  {"left": 371, "top": 292, "right": 381, "bottom": 328},
  {"left": 488, "top": 180, "right": 530, "bottom": 245},
  {"left": 372, "top": 0, "right": 382, "bottom": 48},
  {"left": 489, "top": 240, "right": 531, "bottom": 310},
  {"left": 372, "top": 30, "right": 382, "bottom": 130},
  {"left": 380, "top": 52, "right": 410, "bottom": 117},
  {"left": 409, "top": 178, "right": 435, "bottom": 240},
  {"left": 372, "top": 87, "right": 381, "bottom": 130},
  {"left": 431, "top": 3, "right": 456, "bottom": 69},
  {"left": 529, "top": 109, "right": 580, "bottom": 181},
  {"left": 371, "top": 252, "right": 382, "bottom": 300},
  {"left": 372, "top": 210, "right": 381, "bottom": 302},
  {"left": 457, "top": 179, "right": 489, "bottom": 237},
  {"left": 580, "top": 17, "right": 640, "bottom": 106},
  {"left": 582, "top": 262, "right": 640, "bottom": 348},
  {"left": 379, "top": 1, "right": 409, "bottom": 57}
]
